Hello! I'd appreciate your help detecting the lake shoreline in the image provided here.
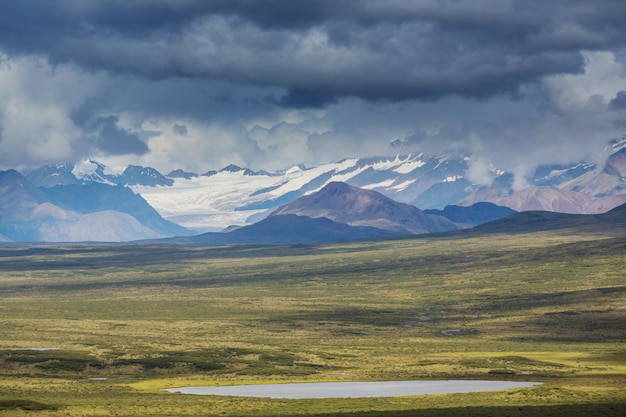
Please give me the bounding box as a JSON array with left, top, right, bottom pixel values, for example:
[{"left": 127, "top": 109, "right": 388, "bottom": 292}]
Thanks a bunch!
[{"left": 166, "top": 380, "right": 543, "bottom": 399}]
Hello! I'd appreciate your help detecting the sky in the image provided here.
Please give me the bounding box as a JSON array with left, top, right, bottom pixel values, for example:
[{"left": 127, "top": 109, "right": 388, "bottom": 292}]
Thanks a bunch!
[{"left": 0, "top": 0, "right": 625, "bottom": 186}]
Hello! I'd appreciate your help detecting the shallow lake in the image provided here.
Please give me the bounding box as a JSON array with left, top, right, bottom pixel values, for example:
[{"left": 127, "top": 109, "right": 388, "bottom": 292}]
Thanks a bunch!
[{"left": 166, "top": 380, "right": 542, "bottom": 399}]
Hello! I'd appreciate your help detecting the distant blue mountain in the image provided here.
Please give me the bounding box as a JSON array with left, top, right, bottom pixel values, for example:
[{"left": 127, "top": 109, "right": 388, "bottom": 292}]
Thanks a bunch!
[
  {"left": 46, "top": 182, "right": 189, "bottom": 237},
  {"left": 0, "top": 170, "right": 191, "bottom": 242},
  {"left": 468, "top": 200, "right": 626, "bottom": 235},
  {"left": 424, "top": 202, "right": 517, "bottom": 227},
  {"left": 24, "top": 161, "right": 174, "bottom": 187},
  {"left": 159, "top": 214, "right": 403, "bottom": 246},
  {"left": 118, "top": 165, "right": 174, "bottom": 186},
  {"left": 167, "top": 169, "right": 198, "bottom": 179},
  {"left": 0, "top": 170, "right": 54, "bottom": 241},
  {"left": 532, "top": 163, "right": 596, "bottom": 186},
  {"left": 219, "top": 164, "right": 257, "bottom": 176},
  {"left": 23, "top": 163, "right": 80, "bottom": 187}
]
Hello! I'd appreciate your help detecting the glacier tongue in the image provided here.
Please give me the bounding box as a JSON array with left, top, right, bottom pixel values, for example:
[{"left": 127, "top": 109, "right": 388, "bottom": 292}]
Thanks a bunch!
[
  {"left": 131, "top": 159, "right": 365, "bottom": 231},
  {"left": 130, "top": 154, "right": 462, "bottom": 231}
]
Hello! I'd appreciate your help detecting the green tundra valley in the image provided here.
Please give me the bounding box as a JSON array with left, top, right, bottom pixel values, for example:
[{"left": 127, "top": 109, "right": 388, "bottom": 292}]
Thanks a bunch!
[{"left": 1, "top": 224, "right": 625, "bottom": 416}]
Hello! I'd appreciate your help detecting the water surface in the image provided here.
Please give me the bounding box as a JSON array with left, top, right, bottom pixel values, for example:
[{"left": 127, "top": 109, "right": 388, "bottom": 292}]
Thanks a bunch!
[{"left": 166, "top": 380, "right": 541, "bottom": 399}]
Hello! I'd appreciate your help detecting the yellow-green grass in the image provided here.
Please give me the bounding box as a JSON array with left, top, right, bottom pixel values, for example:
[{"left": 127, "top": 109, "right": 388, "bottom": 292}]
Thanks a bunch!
[{"left": 0, "top": 230, "right": 624, "bottom": 416}]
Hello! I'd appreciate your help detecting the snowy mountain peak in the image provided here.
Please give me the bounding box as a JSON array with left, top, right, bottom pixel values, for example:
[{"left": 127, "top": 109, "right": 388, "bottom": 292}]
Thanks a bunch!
[
  {"left": 71, "top": 159, "right": 96, "bottom": 177},
  {"left": 218, "top": 164, "right": 258, "bottom": 176},
  {"left": 219, "top": 164, "right": 245, "bottom": 173},
  {"left": 285, "top": 165, "right": 307, "bottom": 175},
  {"left": 610, "top": 135, "right": 626, "bottom": 152},
  {"left": 27, "top": 160, "right": 174, "bottom": 188},
  {"left": 167, "top": 169, "right": 198, "bottom": 179},
  {"left": 121, "top": 165, "right": 174, "bottom": 186},
  {"left": 15, "top": 138, "right": 626, "bottom": 233},
  {"left": 72, "top": 159, "right": 111, "bottom": 185}
]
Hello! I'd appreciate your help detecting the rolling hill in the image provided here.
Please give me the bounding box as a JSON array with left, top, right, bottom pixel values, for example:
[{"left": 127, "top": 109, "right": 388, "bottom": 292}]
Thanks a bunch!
[
  {"left": 269, "top": 181, "right": 458, "bottom": 234},
  {"left": 469, "top": 201, "right": 626, "bottom": 235},
  {"left": 424, "top": 202, "right": 517, "bottom": 227},
  {"left": 159, "top": 214, "right": 403, "bottom": 246}
]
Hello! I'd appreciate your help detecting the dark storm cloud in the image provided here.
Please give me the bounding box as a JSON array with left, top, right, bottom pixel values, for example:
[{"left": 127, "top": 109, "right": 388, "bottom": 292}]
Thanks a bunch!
[
  {"left": 87, "top": 115, "right": 149, "bottom": 156},
  {"left": 273, "top": 87, "right": 338, "bottom": 109},
  {"left": 1, "top": 0, "right": 625, "bottom": 175},
  {"left": 1, "top": 0, "right": 625, "bottom": 107},
  {"left": 610, "top": 91, "right": 626, "bottom": 109}
]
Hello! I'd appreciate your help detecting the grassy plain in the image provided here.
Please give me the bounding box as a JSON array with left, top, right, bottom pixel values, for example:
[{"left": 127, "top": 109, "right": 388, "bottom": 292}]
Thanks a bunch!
[{"left": 0, "top": 228, "right": 624, "bottom": 416}]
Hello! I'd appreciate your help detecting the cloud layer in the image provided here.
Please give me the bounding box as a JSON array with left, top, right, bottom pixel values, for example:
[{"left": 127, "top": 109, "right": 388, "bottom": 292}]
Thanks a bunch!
[{"left": 0, "top": 0, "right": 625, "bottom": 180}]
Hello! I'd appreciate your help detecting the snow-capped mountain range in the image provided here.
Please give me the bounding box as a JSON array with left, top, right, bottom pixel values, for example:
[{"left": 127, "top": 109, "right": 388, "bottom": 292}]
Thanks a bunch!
[
  {"left": 22, "top": 137, "right": 626, "bottom": 233},
  {"left": 26, "top": 159, "right": 174, "bottom": 188}
]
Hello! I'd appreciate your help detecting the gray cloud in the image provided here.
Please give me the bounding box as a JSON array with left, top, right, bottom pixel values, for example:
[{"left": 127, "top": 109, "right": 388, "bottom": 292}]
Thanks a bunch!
[
  {"left": 610, "top": 91, "right": 626, "bottom": 109},
  {"left": 1, "top": 1, "right": 625, "bottom": 106},
  {"left": 0, "top": 0, "right": 625, "bottom": 177},
  {"left": 87, "top": 115, "right": 149, "bottom": 156},
  {"left": 173, "top": 124, "right": 188, "bottom": 136}
]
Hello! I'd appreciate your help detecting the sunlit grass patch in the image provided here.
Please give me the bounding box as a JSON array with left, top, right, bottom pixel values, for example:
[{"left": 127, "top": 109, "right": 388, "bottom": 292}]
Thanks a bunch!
[{"left": 0, "top": 232, "right": 624, "bottom": 415}]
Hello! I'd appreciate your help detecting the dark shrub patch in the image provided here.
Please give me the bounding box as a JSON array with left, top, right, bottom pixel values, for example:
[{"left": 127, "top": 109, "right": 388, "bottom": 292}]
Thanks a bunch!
[{"left": 0, "top": 399, "right": 59, "bottom": 411}]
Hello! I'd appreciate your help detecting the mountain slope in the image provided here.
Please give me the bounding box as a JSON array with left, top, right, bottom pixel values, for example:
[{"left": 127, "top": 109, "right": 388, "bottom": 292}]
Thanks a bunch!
[
  {"left": 46, "top": 183, "right": 190, "bottom": 237},
  {"left": 269, "top": 182, "right": 458, "bottom": 234},
  {"left": 23, "top": 163, "right": 80, "bottom": 187},
  {"left": 41, "top": 210, "right": 165, "bottom": 242},
  {"left": 118, "top": 165, "right": 174, "bottom": 186},
  {"left": 155, "top": 199, "right": 626, "bottom": 247},
  {"left": 469, "top": 201, "right": 626, "bottom": 235},
  {"left": 461, "top": 141, "right": 626, "bottom": 214},
  {"left": 461, "top": 186, "right": 594, "bottom": 214},
  {"left": 0, "top": 169, "right": 50, "bottom": 209},
  {"left": 0, "top": 170, "right": 57, "bottom": 241},
  {"left": 0, "top": 170, "right": 191, "bottom": 242},
  {"left": 161, "top": 214, "right": 402, "bottom": 246},
  {"left": 424, "top": 202, "right": 517, "bottom": 227},
  {"left": 24, "top": 160, "right": 174, "bottom": 187}
]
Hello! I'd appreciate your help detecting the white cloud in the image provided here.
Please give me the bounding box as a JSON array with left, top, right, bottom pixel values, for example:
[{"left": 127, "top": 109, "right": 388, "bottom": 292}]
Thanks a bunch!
[
  {"left": 0, "top": 54, "right": 102, "bottom": 169},
  {"left": 134, "top": 120, "right": 260, "bottom": 173},
  {"left": 0, "top": 48, "right": 624, "bottom": 180},
  {"left": 545, "top": 51, "right": 626, "bottom": 111}
]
